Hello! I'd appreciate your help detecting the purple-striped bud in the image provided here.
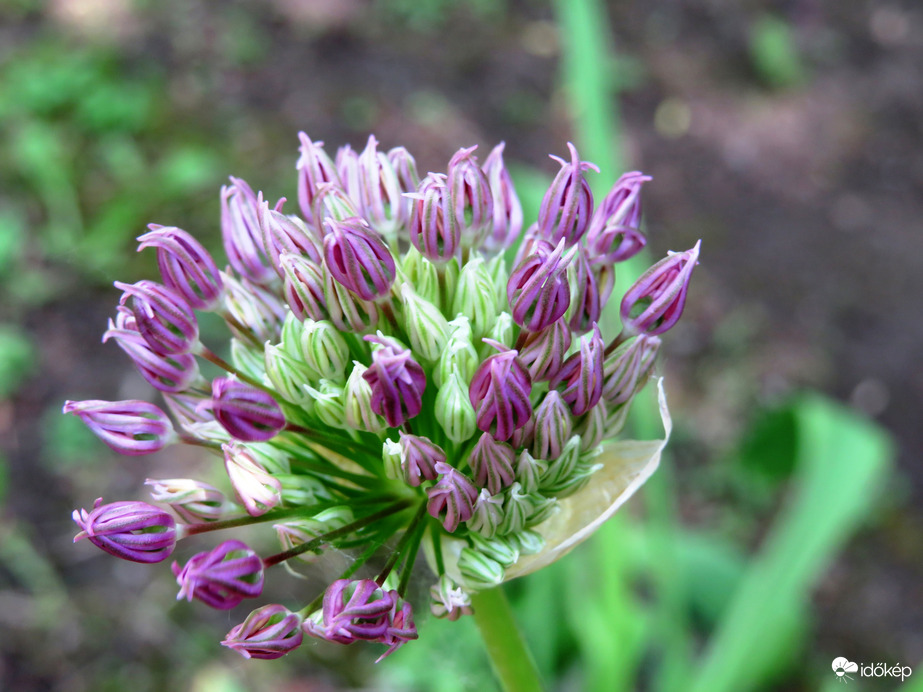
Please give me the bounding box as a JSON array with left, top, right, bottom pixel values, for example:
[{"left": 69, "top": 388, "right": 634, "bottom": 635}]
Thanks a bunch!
[
  {"left": 221, "top": 178, "right": 275, "bottom": 284},
  {"left": 482, "top": 142, "right": 523, "bottom": 254},
  {"left": 137, "top": 225, "right": 224, "bottom": 310},
  {"left": 426, "top": 461, "right": 479, "bottom": 532},
  {"left": 115, "top": 280, "right": 198, "bottom": 356},
  {"left": 211, "top": 377, "right": 285, "bottom": 442},
  {"left": 223, "top": 441, "right": 283, "bottom": 516},
  {"left": 73, "top": 497, "right": 176, "bottom": 563},
  {"left": 507, "top": 239, "right": 575, "bottom": 332},
  {"left": 103, "top": 310, "right": 200, "bottom": 392},
  {"left": 362, "top": 335, "right": 426, "bottom": 427},
  {"left": 585, "top": 171, "right": 651, "bottom": 264},
  {"left": 468, "top": 489, "right": 504, "bottom": 537},
  {"left": 536, "top": 142, "right": 598, "bottom": 246},
  {"left": 568, "top": 248, "right": 614, "bottom": 335},
  {"left": 260, "top": 200, "right": 323, "bottom": 276},
  {"left": 468, "top": 433, "right": 515, "bottom": 495},
  {"left": 336, "top": 144, "right": 362, "bottom": 205},
  {"left": 602, "top": 335, "right": 661, "bottom": 405},
  {"left": 357, "top": 135, "right": 406, "bottom": 235},
  {"left": 296, "top": 132, "right": 340, "bottom": 223},
  {"left": 223, "top": 604, "right": 304, "bottom": 659},
  {"left": 63, "top": 399, "right": 175, "bottom": 455},
  {"left": 323, "top": 263, "right": 380, "bottom": 333},
  {"left": 172, "top": 539, "right": 264, "bottom": 610},
  {"left": 469, "top": 343, "right": 533, "bottom": 442},
  {"left": 280, "top": 254, "right": 327, "bottom": 322},
  {"left": 222, "top": 272, "right": 287, "bottom": 345},
  {"left": 323, "top": 218, "right": 396, "bottom": 301},
  {"left": 532, "top": 390, "right": 572, "bottom": 460},
  {"left": 620, "top": 241, "right": 701, "bottom": 336},
  {"left": 447, "top": 146, "right": 493, "bottom": 249},
  {"left": 408, "top": 173, "right": 458, "bottom": 263},
  {"left": 517, "top": 318, "right": 571, "bottom": 383},
  {"left": 145, "top": 478, "right": 225, "bottom": 523},
  {"left": 311, "top": 182, "right": 362, "bottom": 237},
  {"left": 387, "top": 145, "right": 420, "bottom": 226},
  {"left": 398, "top": 432, "right": 445, "bottom": 486},
  {"left": 305, "top": 579, "right": 397, "bottom": 644},
  {"left": 551, "top": 324, "right": 605, "bottom": 416}
]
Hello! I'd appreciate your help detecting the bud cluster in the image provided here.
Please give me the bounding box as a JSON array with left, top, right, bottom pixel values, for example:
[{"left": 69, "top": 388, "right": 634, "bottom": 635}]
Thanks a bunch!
[{"left": 67, "top": 134, "right": 698, "bottom": 662}]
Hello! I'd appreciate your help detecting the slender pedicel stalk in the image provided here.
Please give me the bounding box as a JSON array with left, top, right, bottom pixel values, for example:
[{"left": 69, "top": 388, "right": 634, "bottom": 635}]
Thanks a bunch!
[
  {"left": 178, "top": 434, "right": 221, "bottom": 451},
  {"left": 604, "top": 328, "right": 627, "bottom": 356},
  {"left": 181, "top": 506, "right": 311, "bottom": 537},
  {"left": 375, "top": 502, "right": 428, "bottom": 586},
  {"left": 396, "top": 509, "right": 428, "bottom": 595},
  {"left": 263, "top": 500, "right": 413, "bottom": 568},
  {"left": 196, "top": 344, "right": 275, "bottom": 394},
  {"left": 471, "top": 587, "right": 544, "bottom": 692}
]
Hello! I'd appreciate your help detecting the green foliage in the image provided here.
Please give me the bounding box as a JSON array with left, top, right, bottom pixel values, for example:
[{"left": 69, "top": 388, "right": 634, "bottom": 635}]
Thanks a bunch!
[
  {"left": 749, "top": 14, "right": 807, "bottom": 89},
  {"left": 0, "top": 324, "right": 35, "bottom": 398}
]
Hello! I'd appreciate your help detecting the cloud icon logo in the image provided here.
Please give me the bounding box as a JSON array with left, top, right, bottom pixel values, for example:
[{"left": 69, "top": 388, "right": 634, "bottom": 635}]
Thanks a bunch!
[{"left": 832, "top": 657, "right": 859, "bottom": 682}]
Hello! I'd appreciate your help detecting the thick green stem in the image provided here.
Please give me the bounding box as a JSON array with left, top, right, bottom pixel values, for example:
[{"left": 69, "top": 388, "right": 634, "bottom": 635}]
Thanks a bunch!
[{"left": 470, "top": 587, "right": 544, "bottom": 692}]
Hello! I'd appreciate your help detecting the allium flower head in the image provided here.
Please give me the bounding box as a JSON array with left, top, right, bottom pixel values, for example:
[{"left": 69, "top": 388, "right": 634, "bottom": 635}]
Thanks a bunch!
[{"left": 66, "top": 133, "right": 697, "bottom": 665}]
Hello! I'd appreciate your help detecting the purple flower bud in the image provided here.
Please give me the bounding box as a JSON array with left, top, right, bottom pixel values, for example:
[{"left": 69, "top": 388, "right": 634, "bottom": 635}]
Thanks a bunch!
[
  {"left": 223, "top": 441, "right": 283, "bottom": 516},
  {"left": 72, "top": 497, "right": 176, "bottom": 563},
  {"left": 211, "top": 377, "right": 285, "bottom": 442},
  {"left": 585, "top": 171, "right": 651, "bottom": 264},
  {"left": 408, "top": 173, "right": 459, "bottom": 263},
  {"left": 336, "top": 144, "right": 362, "bottom": 205},
  {"left": 296, "top": 132, "right": 340, "bottom": 223},
  {"left": 568, "top": 248, "right": 614, "bottom": 335},
  {"left": 378, "top": 600, "right": 418, "bottom": 661},
  {"left": 517, "top": 318, "right": 571, "bottom": 383},
  {"left": 145, "top": 478, "right": 225, "bottom": 523},
  {"left": 447, "top": 146, "right": 493, "bottom": 248},
  {"left": 426, "top": 461, "right": 479, "bottom": 532},
  {"left": 387, "top": 145, "right": 420, "bottom": 225},
  {"left": 620, "top": 240, "right": 700, "bottom": 336},
  {"left": 324, "top": 263, "right": 380, "bottom": 333},
  {"left": 468, "top": 433, "right": 515, "bottom": 495},
  {"left": 137, "top": 225, "right": 224, "bottom": 310},
  {"left": 259, "top": 199, "right": 323, "bottom": 276},
  {"left": 551, "top": 324, "right": 605, "bottom": 416},
  {"left": 536, "top": 142, "right": 598, "bottom": 246},
  {"left": 482, "top": 142, "right": 523, "bottom": 254},
  {"left": 305, "top": 579, "right": 397, "bottom": 644},
  {"left": 398, "top": 432, "right": 445, "bottom": 486},
  {"left": 602, "top": 335, "right": 661, "bottom": 405},
  {"left": 63, "top": 399, "right": 175, "bottom": 455},
  {"left": 532, "top": 390, "right": 572, "bottom": 460},
  {"left": 310, "top": 181, "right": 362, "bottom": 237},
  {"left": 220, "top": 178, "right": 275, "bottom": 284},
  {"left": 103, "top": 310, "right": 201, "bottom": 392},
  {"left": 323, "top": 218, "right": 396, "bottom": 301},
  {"left": 172, "top": 539, "right": 264, "bottom": 610},
  {"left": 280, "top": 254, "right": 327, "bottom": 322},
  {"left": 469, "top": 343, "right": 533, "bottom": 442},
  {"left": 223, "top": 604, "right": 304, "bottom": 659},
  {"left": 357, "top": 135, "right": 406, "bottom": 235},
  {"left": 115, "top": 280, "right": 198, "bottom": 356},
  {"left": 507, "top": 239, "right": 575, "bottom": 332},
  {"left": 362, "top": 336, "right": 426, "bottom": 428},
  {"left": 222, "top": 272, "right": 287, "bottom": 344}
]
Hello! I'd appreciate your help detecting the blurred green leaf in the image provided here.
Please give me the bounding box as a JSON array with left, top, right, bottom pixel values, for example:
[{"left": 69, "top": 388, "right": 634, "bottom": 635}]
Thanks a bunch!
[
  {"left": 737, "top": 403, "right": 798, "bottom": 481},
  {"left": 157, "top": 146, "right": 222, "bottom": 195},
  {"left": 689, "top": 395, "right": 894, "bottom": 692},
  {"left": 0, "top": 207, "right": 26, "bottom": 277},
  {"left": 749, "top": 14, "right": 806, "bottom": 89},
  {"left": 42, "top": 403, "right": 102, "bottom": 467},
  {"left": 0, "top": 324, "right": 35, "bottom": 398}
]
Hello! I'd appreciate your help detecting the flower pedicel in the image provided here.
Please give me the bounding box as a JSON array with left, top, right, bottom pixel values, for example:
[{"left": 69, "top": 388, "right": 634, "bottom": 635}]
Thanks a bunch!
[{"left": 67, "top": 134, "right": 698, "bottom": 661}]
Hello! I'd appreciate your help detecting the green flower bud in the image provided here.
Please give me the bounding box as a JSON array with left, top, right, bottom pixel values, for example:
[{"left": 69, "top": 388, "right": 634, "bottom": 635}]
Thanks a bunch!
[
  {"left": 274, "top": 506, "right": 353, "bottom": 563},
  {"left": 551, "top": 460, "right": 603, "bottom": 499},
  {"left": 264, "top": 342, "right": 313, "bottom": 405},
  {"left": 525, "top": 493, "right": 558, "bottom": 525},
  {"left": 486, "top": 255, "right": 510, "bottom": 311},
  {"left": 457, "top": 547, "right": 505, "bottom": 589},
  {"left": 300, "top": 318, "right": 350, "bottom": 384},
  {"left": 539, "top": 435, "right": 582, "bottom": 493},
  {"left": 452, "top": 257, "right": 499, "bottom": 339},
  {"left": 577, "top": 400, "right": 607, "bottom": 452},
  {"left": 435, "top": 316, "right": 479, "bottom": 387},
  {"left": 605, "top": 401, "right": 630, "bottom": 437},
  {"left": 400, "top": 283, "right": 449, "bottom": 364},
  {"left": 276, "top": 473, "right": 335, "bottom": 506},
  {"left": 513, "top": 528, "right": 545, "bottom": 555},
  {"left": 469, "top": 532, "right": 520, "bottom": 567},
  {"left": 244, "top": 441, "right": 291, "bottom": 475},
  {"left": 305, "top": 380, "right": 347, "bottom": 429},
  {"left": 499, "top": 482, "right": 530, "bottom": 535},
  {"left": 231, "top": 338, "right": 267, "bottom": 383},
  {"left": 487, "top": 311, "right": 515, "bottom": 349},
  {"left": 514, "top": 449, "right": 547, "bottom": 494},
  {"left": 441, "top": 257, "right": 460, "bottom": 313},
  {"left": 279, "top": 310, "right": 304, "bottom": 353},
  {"left": 468, "top": 488, "right": 503, "bottom": 537},
  {"left": 435, "top": 367, "right": 477, "bottom": 443},
  {"left": 402, "top": 245, "right": 441, "bottom": 306},
  {"left": 344, "top": 362, "right": 386, "bottom": 433},
  {"left": 382, "top": 438, "right": 403, "bottom": 481}
]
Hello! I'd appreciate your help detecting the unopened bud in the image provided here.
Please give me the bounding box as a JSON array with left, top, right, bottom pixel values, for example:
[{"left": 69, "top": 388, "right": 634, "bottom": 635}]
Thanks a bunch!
[
  {"left": 344, "top": 362, "right": 386, "bottom": 433},
  {"left": 435, "top": 367, "right": 477, "bottom": 443},
  {"left": 457, "top": 547, "right": 504, "bottom": 589},
  {"left": 452, "top": 257, "right": 499, "bottom": 339},
  {"left": 300, "top": 318, "right": 351, "bottom": 384},
  {"left": 401, "top": 283, "right": 450, "bottom": 364}
]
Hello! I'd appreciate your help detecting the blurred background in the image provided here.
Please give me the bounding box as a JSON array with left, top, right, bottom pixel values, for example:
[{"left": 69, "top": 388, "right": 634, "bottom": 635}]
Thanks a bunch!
[{"left": 0, "top": 0, "right": 920, "bottom": 690}]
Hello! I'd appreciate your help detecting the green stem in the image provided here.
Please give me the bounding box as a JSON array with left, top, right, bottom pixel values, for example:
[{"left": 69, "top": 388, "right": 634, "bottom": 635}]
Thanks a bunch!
[
  {"left": 470, "top": 587, "right": 544, "bottom": 692},
  {"left": 179, "top": 506, "right": 309, "bottom": 537}
]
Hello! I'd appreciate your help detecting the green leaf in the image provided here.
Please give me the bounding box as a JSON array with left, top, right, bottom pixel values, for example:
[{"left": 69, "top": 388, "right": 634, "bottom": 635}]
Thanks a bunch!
[
  {"left": 688, "top": 394, "right": 894, "bottom": 692},
  {"left": 749, "top": 14, "right": 806, "bottom": 89},
  {"left": 0, "top": 324, "right": 35, "bottom": 398}
]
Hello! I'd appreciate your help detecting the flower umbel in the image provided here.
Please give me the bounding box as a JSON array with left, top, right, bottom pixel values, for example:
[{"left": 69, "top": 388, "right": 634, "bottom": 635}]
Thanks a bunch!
[{"left": 66, "top": 135, "right": 697, "bottom": 665}]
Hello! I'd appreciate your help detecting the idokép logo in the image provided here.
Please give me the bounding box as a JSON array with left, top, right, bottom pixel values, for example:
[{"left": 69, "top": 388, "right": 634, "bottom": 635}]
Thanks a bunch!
[{"left": 832, "top": 657, "right": 913, "bottom": 684}]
